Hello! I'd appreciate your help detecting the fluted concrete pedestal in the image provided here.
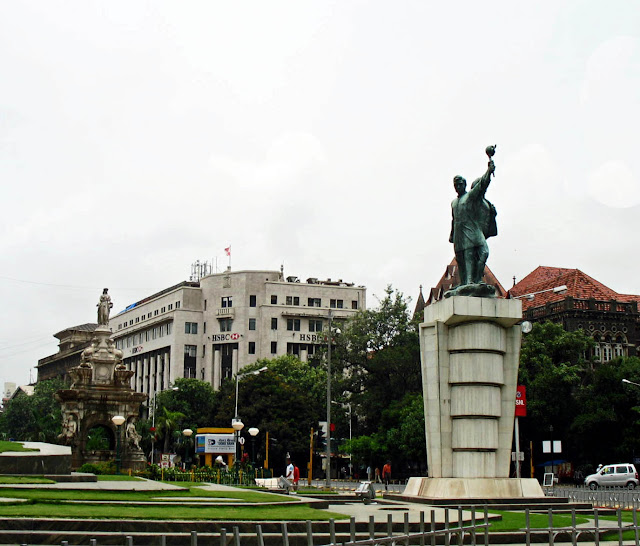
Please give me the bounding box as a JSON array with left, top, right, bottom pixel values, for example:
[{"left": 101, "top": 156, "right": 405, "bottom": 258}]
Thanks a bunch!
[{"left": 414, "top": 296, "right": 544, "bottom": 499}]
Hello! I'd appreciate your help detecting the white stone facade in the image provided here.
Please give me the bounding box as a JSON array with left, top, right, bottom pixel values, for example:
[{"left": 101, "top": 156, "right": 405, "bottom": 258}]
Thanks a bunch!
[{"left": 109, "top": 269, "right": 365, "bottom": 402}]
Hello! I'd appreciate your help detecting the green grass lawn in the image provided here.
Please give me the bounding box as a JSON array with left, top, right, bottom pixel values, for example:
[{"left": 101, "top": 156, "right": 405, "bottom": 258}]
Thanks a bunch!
[
  {"left": 484, "top": 511, "right": 590, "bottom": 531},
  {"left": 0, "top": 485, "right": 297, "bottom": 504},
  {"left": 0, "top": 476, "right": 55, "bottom": 484},
  {"left": 0, "top": 441, "right": 39, "bottom": 453},
  {"left": 96, "top": 475, "right": 145, "bottom": 481},
  {"left": 0, "top": 502, "right": 346, "bottom": 520}
]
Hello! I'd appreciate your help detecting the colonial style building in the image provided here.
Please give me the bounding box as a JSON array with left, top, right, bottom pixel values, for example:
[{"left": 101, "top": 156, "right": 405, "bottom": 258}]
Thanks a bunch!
[
  {"left": 37, "top": 323, "right": 98, "bottom": 382},
  {"left": 509, "top": 266, "right": 640, "bottom": 362},
  {"left": 109, "top": 268, "right": 366, "bottom": 401}
]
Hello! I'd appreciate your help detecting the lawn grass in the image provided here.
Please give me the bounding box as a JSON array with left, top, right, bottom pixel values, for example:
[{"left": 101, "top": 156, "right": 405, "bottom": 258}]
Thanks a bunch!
[
  {"left": 0, "top": 486, "right": 296, "bottom": 503},
  {"left": 0, "top": 502, "right": 346, "bottom": 520},
  {"left": 485, "top": 510, "right": 590, "bottom": 531},
  {"left": 0, "top": 441, "right": 38, "bottom": 453},
  {"left": 96, "top": 475, "right": 144, "bottom": 481},
  {"left": 0, "top": 476, "right": 55, "bottom": 484}
]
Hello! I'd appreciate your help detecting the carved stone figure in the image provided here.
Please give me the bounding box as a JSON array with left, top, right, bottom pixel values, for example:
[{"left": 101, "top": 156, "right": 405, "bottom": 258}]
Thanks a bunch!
[
  {"left": 446, "top": 145, "right": 498, "bottom": 297},
  {"left": 58, "top": 414, "right": 77, "bottom": 444},
  {"left": 97, "top": 288, "right": 113, "bottom": 326},
  {"left": 126, "top": 420, "right": 141, "bottom": 450}
]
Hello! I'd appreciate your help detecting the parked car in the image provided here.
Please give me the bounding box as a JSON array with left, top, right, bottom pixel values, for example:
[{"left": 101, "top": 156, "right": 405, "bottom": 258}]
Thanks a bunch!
[{"left": 584, "top": 464, "right": 639, "bottom": 489}]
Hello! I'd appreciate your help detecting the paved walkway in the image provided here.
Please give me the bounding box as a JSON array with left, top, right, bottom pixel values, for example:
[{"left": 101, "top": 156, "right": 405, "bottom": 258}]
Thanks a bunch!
[{"left": 0, "top": 478, "right": 186, "bottom": 490}]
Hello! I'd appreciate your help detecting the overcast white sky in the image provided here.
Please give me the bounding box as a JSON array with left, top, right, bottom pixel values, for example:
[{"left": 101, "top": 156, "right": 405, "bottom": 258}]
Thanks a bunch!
[{"left": 1, "top": 1, "right": 639, "bottom": 387}]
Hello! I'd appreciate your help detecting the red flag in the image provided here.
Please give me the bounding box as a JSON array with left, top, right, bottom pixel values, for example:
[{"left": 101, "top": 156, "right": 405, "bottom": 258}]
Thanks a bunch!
[{"left": 224, "top": 246, "right": 231, "bottom": 256}]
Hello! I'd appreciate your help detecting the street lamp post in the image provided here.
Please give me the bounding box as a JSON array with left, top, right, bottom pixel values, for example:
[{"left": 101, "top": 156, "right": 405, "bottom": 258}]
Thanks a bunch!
[
  {"left": 325, "top": 311, "right": 341, "bottom": 488},
  {"left": 512, "top": 285, "right": 568, "bottom": 301},
  {"left": 248, "top": 427, "right": 259, "bottom": 465},
  {"left": 332, "top": 401, "right": 352, "bottom": 479},
  {"left": 112, "top": 415, "right": 126, "bottom": 474},
  {"left": 623, "top": 378, "right": 640, "bottom": 388},
  {"left": 232, "top": 418, "right": 244, "bottom": 481},
  {"left": 182, "top": 428, "right": 193, "bottom": 469}
]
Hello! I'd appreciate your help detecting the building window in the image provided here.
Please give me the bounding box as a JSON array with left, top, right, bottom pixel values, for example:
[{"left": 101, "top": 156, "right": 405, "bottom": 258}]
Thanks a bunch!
[
  {"left": 287, "top": 319, "right": 301, "bottom": 331},
  {"left": 330, "top": 299, "right": 344, "bottom": 309},
  {"left": 167, "top": 322, "right": 172, "bottom": 335},
  {"left": 154, "top": 310, "right": 158, "bottom": 316},
  {"left": 271, "top": 341, "right": 277, "bottom": 354},
  {"left": 250, "top": 295, "right": 257, "bottom": 307},
  {"left": 176, "top": 301, "right": 181, "bottom": 309},
  {"left": 249, "top": 318, "right": 256, "bottom": 330},
  {"left": 152, "top": 327, "right": 158, "bottom": 340},
  {"left": 203, "top": 322, "right": 207, "bottom": 334},
  {"left": 309, "top": 319, "right": 323, "bottom": 332},
  {"left": 184, "top": 345, "right": 197, "bottom": 379},
  {"left": 161, "top": 306, "right": 166, "bottom": 313},
  {"left": 308, "top": 298, "right": 321, "bottom": 307},
  {"left": 220, "top": 318, "right": 233, "bottom": 332},
  {"left": 271, "top": 318, "right": 278, "bottom": 330},
  {"left": 148, "top": 313, "right": 152, "bottom": 319},
  {"left": 271, "top": 295, "right": 278, "bottom": 304},
  {"left": 286, "top": 296, "right": 300, "bottom": 306},
  {"left": 129, "top": 320, "right": 134, "bottom": 325},
  {"left": 248, "top": 342, "right": 256, "bottom": 354},
  {"left": 221, "top": 296, "right": 233, "bottom": 308},
  {"left": 185, "top": 322, "right": 198, "bottom": 334},
  {"left": 159, "top": 327, "right": 164, "bottom": 338},
  {"left": 135, "top": 317, "right": 139, "bottom": 323},
  {"left": 352, "top": 300, "right": 358, "bottom": 309},
  {"left": 168, "top": 303, "right": 173, "bottom": 311},
  {"left": 145, "top": 331, "right": 150, "bottom": 342}
]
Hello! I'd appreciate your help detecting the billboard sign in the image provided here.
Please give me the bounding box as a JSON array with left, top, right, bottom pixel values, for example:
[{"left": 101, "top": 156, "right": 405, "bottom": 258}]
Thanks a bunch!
[
  {"left": 515, "top": 385, "right": 527, "bottom": 417},
  {"left": 195, "top": 433, "right": 235, "bottom": 454}
]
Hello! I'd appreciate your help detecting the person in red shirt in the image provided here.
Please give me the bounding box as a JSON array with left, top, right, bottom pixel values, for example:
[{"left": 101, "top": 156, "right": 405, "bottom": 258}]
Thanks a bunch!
[
  {"left": 382, "top": 461, "right": 391, "bottom": 490},
  {"left": 293, "top": 464, "right": 300, "bottom": 491}
]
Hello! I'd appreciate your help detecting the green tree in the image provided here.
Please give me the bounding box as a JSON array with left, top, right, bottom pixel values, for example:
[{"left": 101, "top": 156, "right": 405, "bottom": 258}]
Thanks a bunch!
[
  {"left": 155, "top": 378, "right": 218, "bottom": 431},
  {"left": 213, "top": 356, "right": 323, "bottom": 474},
  {"left": 334, "top": 286, "right": 421, "bottom": 435},
  {"left": 155, "top": 407, "right": 186, "bottom": 452},
  {"left": 0, "top": 379, "right": 66, "bottom": 442}
]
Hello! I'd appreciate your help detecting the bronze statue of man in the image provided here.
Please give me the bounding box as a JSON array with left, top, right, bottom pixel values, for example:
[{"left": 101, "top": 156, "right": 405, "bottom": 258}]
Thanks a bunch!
[{"left": 449, "top": 146, "right": 497, "bottom": 289}]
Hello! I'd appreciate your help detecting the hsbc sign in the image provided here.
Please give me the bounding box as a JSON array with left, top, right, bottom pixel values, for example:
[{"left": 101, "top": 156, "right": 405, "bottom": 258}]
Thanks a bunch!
[{"left": 212, "top": 333, "right": 240, "bottom": 343}]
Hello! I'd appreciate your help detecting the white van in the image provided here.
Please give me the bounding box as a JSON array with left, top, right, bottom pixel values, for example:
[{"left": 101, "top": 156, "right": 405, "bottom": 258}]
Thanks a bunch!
[{"left": 584, "top": 464, "right": 638, "bottom": 489}]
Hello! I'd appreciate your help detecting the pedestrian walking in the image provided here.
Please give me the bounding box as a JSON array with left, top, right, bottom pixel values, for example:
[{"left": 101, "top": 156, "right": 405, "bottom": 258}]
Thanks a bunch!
[{"left": 382, "top": 461, "right": 391, "bottom": 490}]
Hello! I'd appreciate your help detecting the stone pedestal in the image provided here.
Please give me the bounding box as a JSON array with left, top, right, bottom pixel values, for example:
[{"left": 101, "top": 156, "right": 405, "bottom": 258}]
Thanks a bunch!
[{"left": 416, "top": 296, "right": 544, "bottom": 498}]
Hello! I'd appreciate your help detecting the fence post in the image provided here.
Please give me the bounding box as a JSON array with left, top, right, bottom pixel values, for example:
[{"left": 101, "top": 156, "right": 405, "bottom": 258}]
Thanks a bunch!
[
  {"left": 444, "top": 509, "right": 450, "bottom": 546},
  {"left": 419, "top": 511, "right": 426, "bottom": 546},
  {"left": 633, "top": 508, "right": 639, "bottom": 546},
  {"left": 470, "top": 506, "right": 476, "bottom": 546},
  {"left": 430, "top": 510, "right": 437, "bottom": 546},
  {"left": 282, "top": 522, "right": 290, "bottom": 546},
  {"left": 126, "top": 536, "right": 133, "bottom": 546},
  {"left": 525, "top": 508, "right": 531, "bottom": 546},
  {"left": 617, "top": 509, "right": 623, "bottom": 546},
  {"left": 483, "top": 506, "right": 489, "bottom": 546},
  {"left": 548, "top": 508, "right": 554, "bottom": 546},
  {"left": 161, "top": 534, "right": 167, "bottom": 546},
  {"left": 191, "top": 530, "right": 198, "bottom": 546},
  {"left": 233, "top": 526, "right": 241, "bottom": 546},
  {"left": 594, "top": 508, "right": 600, "bottom": 546},
  {"left": 330, "top": 519, "right": 336, "bottom": 545},
  {"left": 220, "top": 528, "right": 227, "bottom": 546},
  {"left": 404, "top": 512, "right": 410, "bottom": 546},
  {"left": 369, "top": 515, "right": 375, "bottom": 540},
  {"left": 457, "top": 506, "right": 464, "bottom": 545},
  {"left": 571, "top": 508, "right": 577, "bottom": 546},
  {"left": 387, "top": 513, "right": 393, "bottom": 538},
  {"left": 257, "top": 525, "right": 265, "bottom": 546},
  {"left": 351, "top": 516, "right": 356, "bottom": 543}
]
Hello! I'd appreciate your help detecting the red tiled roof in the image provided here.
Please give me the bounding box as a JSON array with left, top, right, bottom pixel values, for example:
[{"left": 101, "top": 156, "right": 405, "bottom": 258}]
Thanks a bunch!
[{"left": 509, "top": 266, "right": 640, "bottom": 310}]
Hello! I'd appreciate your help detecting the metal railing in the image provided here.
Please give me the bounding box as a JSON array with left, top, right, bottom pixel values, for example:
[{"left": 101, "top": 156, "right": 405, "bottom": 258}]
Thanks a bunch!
[
  {"left": 555, "top": 485, "right": 640, "bottom": 510},
  {"left": 29, "top": 505, "right": 640, "bottom": 546}
]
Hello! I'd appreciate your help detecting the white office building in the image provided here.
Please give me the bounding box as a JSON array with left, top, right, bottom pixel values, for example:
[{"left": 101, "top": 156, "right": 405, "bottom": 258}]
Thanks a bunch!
[{"left": 109, "top": 268, "right": 366, "bottom": 401}]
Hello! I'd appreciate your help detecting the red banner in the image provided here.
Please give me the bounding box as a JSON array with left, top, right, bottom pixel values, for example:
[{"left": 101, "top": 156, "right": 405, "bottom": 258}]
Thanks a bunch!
[{"left": 515, "top": 385, "right": 527, "bottom": 417}]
